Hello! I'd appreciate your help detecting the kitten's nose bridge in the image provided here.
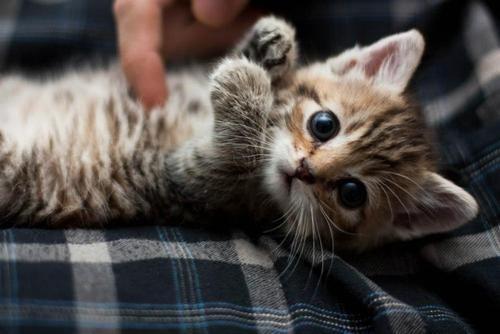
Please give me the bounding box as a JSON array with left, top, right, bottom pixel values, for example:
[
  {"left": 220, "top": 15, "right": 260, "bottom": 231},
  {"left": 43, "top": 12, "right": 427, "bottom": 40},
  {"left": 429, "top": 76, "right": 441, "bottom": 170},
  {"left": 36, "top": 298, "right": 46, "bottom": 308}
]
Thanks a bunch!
[{"left": 295, "top": 158, "right": 316, "bottom": 184}]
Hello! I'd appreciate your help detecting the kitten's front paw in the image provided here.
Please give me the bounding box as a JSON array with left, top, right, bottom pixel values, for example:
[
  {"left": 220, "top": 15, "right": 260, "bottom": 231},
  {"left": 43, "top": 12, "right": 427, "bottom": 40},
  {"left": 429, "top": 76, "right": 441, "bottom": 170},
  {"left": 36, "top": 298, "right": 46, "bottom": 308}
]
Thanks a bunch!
[
  {"left": 210, "top": 58, "right": 273, "bottom": 169},
  {"left": 210, "top": 58, "right": 273, "bottom": 119},
  {"left": 238, "top": 16, "right": 297, "bottom": 80}
]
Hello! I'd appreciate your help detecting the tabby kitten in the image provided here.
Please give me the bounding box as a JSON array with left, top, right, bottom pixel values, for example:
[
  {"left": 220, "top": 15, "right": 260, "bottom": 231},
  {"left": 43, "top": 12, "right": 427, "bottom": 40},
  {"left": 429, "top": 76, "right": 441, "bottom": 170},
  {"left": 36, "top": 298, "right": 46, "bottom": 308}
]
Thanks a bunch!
[{"left": 0, "top": 17, "right": 478, "bottom": 250}]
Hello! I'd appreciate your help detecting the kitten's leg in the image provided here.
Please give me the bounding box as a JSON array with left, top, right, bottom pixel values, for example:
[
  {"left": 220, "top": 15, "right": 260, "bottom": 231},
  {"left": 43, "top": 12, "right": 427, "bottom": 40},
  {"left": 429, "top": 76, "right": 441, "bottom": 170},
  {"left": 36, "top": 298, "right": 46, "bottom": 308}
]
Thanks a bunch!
[
  {"left": 210, "top": 57, "right": 274, "bottom": 171},
  {"left": 234, "top": 16, "right": 297, "bottom": 83},
  {"left": 163, "top": 59, "right": 274, "bottom": 219}
]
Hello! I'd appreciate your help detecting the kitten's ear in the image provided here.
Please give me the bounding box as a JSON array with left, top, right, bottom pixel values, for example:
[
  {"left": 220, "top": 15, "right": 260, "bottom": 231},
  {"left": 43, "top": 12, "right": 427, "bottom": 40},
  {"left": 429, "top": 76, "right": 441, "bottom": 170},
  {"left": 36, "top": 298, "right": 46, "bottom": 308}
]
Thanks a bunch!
[
  {"left": 329, "top": 30, "right": 425, "bottom": 93},
  {"left": 391, "top": 172, "right": 478, "bottom": 239}
]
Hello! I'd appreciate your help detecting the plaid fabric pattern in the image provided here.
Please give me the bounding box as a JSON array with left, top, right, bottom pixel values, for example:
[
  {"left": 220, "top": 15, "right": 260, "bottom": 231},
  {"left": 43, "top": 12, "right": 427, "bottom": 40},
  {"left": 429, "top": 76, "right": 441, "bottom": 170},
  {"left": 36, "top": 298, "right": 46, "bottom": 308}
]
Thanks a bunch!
[
  {"left": 0, "top": 0, "right": 116, "bottom": 72},
  {"left": 0, "top": 0, "right": 499, "bottom": 333}
]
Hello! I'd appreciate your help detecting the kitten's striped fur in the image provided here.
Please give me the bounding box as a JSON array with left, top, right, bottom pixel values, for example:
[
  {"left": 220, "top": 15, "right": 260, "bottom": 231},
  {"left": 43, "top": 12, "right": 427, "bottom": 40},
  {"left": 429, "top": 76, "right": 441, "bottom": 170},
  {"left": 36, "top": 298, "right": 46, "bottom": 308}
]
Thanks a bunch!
[{"left": 0, "top": 17, "right": 477, "bottom": 250}]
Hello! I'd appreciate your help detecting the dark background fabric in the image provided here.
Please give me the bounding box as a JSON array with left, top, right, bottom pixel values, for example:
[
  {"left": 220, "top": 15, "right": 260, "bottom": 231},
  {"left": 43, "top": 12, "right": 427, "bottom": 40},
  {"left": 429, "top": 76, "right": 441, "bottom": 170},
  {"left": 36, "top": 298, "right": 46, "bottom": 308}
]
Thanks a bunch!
[{"left": 0, "top": 0, "right": 499, "bottom": 333}]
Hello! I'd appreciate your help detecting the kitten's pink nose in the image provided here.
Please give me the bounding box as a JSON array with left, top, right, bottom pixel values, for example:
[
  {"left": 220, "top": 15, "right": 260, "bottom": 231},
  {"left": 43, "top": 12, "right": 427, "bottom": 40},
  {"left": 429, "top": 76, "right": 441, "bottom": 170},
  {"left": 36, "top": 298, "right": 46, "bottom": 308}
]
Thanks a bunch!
[{"left": 295, "top": 158, "right": 316, "bottom": 184}]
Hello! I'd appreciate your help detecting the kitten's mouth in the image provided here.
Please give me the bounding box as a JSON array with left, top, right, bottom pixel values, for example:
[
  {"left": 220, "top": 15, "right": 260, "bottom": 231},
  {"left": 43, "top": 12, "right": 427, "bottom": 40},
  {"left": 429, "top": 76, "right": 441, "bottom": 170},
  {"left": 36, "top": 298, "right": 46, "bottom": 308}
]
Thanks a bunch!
[
  {"left": 280, "top": 169, "right": 295, "bottom": 194},
  {"left": 279, "top": 162, "right": 316, "bottom": 195}
]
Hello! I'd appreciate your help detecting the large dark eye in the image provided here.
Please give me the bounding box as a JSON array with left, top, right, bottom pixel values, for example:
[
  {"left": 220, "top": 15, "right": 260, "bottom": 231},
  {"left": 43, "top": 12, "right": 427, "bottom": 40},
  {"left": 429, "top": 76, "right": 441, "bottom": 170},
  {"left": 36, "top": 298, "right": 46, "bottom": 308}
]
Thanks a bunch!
[
  {"left": 308, "top": 111, "right": 340, "bottom": 142},
  {"left": 338, "top": 179, "right": 367, "bottom": 209}
]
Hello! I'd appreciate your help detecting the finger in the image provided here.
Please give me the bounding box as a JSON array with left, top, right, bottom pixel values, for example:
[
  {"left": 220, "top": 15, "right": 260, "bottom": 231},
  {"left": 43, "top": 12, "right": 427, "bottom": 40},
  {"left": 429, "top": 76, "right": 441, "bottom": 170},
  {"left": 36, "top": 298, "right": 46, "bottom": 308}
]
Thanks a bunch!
[
  {"left": 162, "top": 7, "right": 260, "bottom": 59},
  {"left": 191, "top": 0, "right": 249, "bottom": 27},
  {"left": 114, "top": 0, "right": 170, "bottom": 108},
  {"left": 123, "top": 51, "right": 168, "bottom": 109}
]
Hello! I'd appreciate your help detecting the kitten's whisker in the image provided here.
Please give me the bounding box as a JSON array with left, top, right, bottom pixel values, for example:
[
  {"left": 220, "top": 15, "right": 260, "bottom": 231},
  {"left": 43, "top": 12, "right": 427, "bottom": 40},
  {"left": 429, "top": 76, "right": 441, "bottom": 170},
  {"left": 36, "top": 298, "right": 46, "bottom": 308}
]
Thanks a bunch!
[
  {"left": 216, "top": 121, "right": 268, "bottom": 139},
  {"left": 216, "top": 142, "right": 275, "bottom": 157},
  {"left": 265, "top": 202, "right": 299, "bottom": 233},
  {"left": 380, "top": 176, "right": 420, "bottom": 203},
  {"left": 380, "top": 180, "right": 411, "bottom": 223},
  {"left": 290, "top": 204, "right": 308, "bottom": 278},
  {"left": 379, "top": 171, "right": 426, "bottom": 193},
  {"left": 306, "top": 205, "right": 316, "bottom": 287},
  {"left": 286, "top": 208, "right": 302, "bottom": 272},
  {"left": 322, "top": 210, "right": 336, "bottom": 277},
  {"left": 216, "top": 142, "right": 271, "bottom": 152},
  {"left": 279, "top": 207, "right": 302, "bottom": 278},
  {"left": 373, "top": 181, "right": 394, "bottom": 223},
  {"left": 381, "top": 177, "right": 437, "bottom": 221},
  {"left": 216, "top": 135, "right": 271, "bottom": 145},
  {"left": 317, "top": 199, "right": 358, "bottom": 236},
  {"left": 280, "top": 199, "right": 303, "bottom": 250},
  {"left": 274, "top": 205, "right": 300, "bottom": 251},
  {"left": 284, "top": 200, "right": 309, "bottom": 279},
  {"left": 226, "top": 110, "right": 268, "bottom": 131},
  {"left": 311, "top": 206, "right": 325, "bottom": 299}
]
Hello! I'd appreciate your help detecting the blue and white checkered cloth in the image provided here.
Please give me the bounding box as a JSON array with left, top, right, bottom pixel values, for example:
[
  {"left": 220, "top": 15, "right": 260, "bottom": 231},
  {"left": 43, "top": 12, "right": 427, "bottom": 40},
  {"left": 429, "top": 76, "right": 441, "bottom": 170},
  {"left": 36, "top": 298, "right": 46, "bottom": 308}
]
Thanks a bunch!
[{"left": 0, "top": 0, "right": 499, "bottom": 333}]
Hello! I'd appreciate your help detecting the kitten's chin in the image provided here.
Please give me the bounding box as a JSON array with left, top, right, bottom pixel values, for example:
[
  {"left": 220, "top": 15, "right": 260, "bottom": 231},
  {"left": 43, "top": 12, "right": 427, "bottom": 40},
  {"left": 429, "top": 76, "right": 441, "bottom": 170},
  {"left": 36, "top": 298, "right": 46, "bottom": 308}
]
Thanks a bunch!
[
  {"left": 271, "top": 175, "right": 314, "bottom": 211},
  {"left": 271, "top": 174, "right": 293, "bottom": 210},
  {"left": 277, "top": 172, "right": 311, "bottom": 204}
]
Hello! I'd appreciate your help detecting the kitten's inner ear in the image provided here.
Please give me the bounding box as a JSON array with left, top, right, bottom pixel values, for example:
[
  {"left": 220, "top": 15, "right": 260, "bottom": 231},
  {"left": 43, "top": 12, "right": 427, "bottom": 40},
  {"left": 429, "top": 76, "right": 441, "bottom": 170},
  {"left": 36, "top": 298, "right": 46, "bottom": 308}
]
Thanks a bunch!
[
  {"left": 329, "top": 30, "right": 425, "bottom": 93},
  {"left": 391, "top": 172, "right": 478, "bottom": 240}
]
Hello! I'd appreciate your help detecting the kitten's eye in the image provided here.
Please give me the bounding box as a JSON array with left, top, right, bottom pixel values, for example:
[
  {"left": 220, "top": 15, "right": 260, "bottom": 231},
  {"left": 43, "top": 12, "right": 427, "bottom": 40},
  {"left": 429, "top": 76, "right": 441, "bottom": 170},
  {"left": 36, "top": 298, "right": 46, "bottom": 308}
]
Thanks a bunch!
[
  {"left": 309, "top": 111, "right": 340, "bottom": 142},
  {"left": 338, "top": 179, "right": 367, "bottom": 209}
]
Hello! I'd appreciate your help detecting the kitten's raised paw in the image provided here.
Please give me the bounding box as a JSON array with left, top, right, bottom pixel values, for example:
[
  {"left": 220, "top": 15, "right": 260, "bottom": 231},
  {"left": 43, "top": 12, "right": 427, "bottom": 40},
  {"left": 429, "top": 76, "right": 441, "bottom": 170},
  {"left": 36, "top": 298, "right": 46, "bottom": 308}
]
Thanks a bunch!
[
  {"left": 210, "top": 58, "right": 273, "bottom": 119},
  {"left": 209, "top": 58, "right": 273, "bottom": 169},
  {"left": 238, "top": 16, "right": 297, "bottom": 81}
]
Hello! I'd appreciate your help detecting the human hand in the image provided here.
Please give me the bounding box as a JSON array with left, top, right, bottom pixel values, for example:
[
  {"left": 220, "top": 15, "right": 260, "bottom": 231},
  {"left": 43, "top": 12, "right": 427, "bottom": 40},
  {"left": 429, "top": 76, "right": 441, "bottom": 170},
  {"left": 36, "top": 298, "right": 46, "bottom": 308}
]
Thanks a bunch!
[{"left": 114, "top": 0, "right": 258, "bottom": 109}]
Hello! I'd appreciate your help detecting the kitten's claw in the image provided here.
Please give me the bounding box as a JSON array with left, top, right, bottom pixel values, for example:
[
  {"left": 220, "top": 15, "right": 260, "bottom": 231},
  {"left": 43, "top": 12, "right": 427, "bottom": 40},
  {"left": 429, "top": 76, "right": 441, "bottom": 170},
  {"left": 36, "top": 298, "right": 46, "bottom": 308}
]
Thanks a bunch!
[{"left": 237, "top": 16, "right": 297, "bottom": 81}]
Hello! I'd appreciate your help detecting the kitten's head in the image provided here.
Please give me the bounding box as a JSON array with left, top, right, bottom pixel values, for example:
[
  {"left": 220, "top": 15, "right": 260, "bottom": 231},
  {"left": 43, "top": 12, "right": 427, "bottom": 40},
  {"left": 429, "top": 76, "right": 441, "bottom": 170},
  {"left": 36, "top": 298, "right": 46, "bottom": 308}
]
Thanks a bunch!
[{"left": 264, "top": 30, "right": 478, "bottom": 251}]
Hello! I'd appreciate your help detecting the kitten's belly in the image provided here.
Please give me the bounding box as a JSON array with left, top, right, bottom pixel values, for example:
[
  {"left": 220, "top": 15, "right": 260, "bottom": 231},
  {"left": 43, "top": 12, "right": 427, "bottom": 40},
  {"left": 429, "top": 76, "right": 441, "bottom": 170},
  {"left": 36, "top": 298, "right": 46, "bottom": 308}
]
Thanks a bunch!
[{"left": 0, "top": 66, "right": 213, "bottom": 154}]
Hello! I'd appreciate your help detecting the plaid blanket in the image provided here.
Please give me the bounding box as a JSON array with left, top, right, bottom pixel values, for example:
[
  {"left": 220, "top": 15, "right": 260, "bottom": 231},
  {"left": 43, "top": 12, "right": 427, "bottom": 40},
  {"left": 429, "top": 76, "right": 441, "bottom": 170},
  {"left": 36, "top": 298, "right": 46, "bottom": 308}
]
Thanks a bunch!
[{"left": 0, "top": 0, "right": 499, "bottom": 333}]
